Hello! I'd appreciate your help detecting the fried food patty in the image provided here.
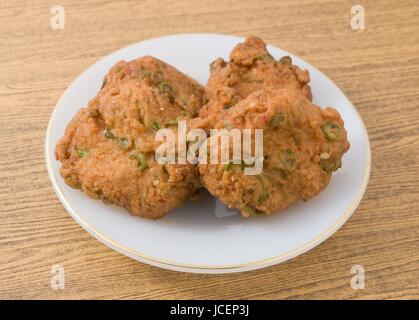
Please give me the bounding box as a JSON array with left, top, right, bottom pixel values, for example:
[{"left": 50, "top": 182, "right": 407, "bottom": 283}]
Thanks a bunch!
[
  {"left": 55, "top": 56, "right": 205, "bottom": 219},
  {"left": 199, "top": 88, "right": 350, "bottom": 217},
  {"left": 196, "top": 36, "right": 312, "bottom": 129}
]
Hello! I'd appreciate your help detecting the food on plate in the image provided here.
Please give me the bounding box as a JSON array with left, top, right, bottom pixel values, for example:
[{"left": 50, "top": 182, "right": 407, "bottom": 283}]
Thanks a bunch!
[
  {"left": 195, "top": 36, "right": 312, "bottom": 129},
  {"left": 55, "top": 35, "right": 350, "bottom": 220},
  {"left": 198, "top": 88, "right": 350, "bottom": 217},
  {"left": 55, "top": 56, "right": 205, "bottom": 219}
]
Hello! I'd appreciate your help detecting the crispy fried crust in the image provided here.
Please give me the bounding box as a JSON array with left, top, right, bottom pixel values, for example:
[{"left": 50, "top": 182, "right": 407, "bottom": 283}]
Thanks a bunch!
[
  {"left": 55, "top": 56, "right": 205, "bottom": 219},
  {"left": 199, "top": 88, "right": 350, "bottom": 217},
  {"left": 194, "top": 36, "right": 312, "bottom": 130}
]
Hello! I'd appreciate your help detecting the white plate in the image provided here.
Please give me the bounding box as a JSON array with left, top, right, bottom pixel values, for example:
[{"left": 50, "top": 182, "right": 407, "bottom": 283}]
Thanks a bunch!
[{"left": 45, "top": 33, "right": 371, "bottom": 274}]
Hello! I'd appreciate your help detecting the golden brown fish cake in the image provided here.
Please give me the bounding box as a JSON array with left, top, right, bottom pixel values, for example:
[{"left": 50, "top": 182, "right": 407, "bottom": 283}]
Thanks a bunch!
[
  {"left": 98, "top": 56, "right": 205, "bottom": 130},
  {"left": 55, "top": 56, "right": 205, "bottom": 219},
  {"left": 199, "top": 88, "right": 350, "bottom": 218},
  {"left": 196, "top": 36, "right": 312, "bottom": 129}
]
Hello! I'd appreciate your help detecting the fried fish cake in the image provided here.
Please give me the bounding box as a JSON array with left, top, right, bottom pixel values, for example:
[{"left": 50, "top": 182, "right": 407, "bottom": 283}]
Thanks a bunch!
[
  {"left": 98, "top": 56, "right": 205, "bottom": 130},
  {"left": 55, "top": 56, "right": 205, "bottom": 219},
  {"left": 196, "top": 36, "right": 312, "bottom": 129},
  {"left": 199, "top": 88, "right": 350, "bottom": 218}
]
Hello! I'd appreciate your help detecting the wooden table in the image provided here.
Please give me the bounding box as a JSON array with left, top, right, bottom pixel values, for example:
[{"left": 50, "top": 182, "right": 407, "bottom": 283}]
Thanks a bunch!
[{"left": 1, "top": 0, "right": 418, "bottom": 300}]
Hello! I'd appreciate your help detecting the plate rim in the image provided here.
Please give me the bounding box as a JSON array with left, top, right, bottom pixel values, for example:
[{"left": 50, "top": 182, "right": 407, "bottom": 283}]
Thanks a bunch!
[{"left": 45, "top": 33, "right": 372, "bottom": 274}]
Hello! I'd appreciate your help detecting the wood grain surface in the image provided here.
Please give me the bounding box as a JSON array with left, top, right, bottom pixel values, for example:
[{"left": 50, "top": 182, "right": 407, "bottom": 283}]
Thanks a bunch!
[{"left": 1, "top": 0, "right": 419, "bottom": 300}]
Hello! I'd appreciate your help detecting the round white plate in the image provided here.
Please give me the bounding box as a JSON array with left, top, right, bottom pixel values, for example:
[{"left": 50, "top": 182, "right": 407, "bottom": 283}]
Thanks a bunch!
[{"left": 45, "top": 33, "right": 371, "bottom": 274}]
